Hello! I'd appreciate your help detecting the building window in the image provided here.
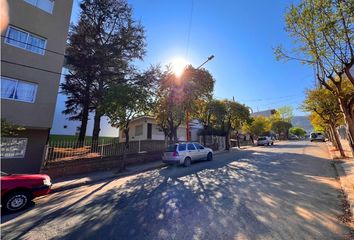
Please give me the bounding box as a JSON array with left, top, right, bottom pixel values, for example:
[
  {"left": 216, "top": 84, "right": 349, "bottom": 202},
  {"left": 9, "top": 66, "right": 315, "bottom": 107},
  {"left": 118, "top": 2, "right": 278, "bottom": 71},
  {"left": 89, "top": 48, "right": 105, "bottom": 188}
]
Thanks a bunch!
[
  {"left": 5, "top": 26, "right": 46, "bottom": 55},
  {"left": 24, "top": 0, "right": 54, "bottom": 14},
  {"left": 1, "top": 138, "right": 28, "bottom": 159},
  {"left": 135, "top": 124, "right": 143, "bottom": 136},
  {"left": 1, "top": 76, "right": 38, "bottom": 103}
]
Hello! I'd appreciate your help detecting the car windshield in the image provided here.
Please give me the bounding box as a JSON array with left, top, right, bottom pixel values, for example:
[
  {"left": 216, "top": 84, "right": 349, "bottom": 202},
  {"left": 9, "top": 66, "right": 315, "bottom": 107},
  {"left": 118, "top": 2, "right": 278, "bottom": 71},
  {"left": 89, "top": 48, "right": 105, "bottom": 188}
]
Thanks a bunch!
[
  {"left": 258, "top": 137, "right": 266, "bottom": 140},
  {"left": 165, "top": 144, "right": 177, "bottom": 152}
]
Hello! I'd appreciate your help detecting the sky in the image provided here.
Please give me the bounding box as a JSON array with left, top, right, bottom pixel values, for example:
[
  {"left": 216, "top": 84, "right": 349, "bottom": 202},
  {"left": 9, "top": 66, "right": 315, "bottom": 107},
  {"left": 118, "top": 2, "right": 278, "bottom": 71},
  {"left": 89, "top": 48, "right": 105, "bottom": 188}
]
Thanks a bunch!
[{"left": 51, "top": 0, "right": 316, "bottom": 137}]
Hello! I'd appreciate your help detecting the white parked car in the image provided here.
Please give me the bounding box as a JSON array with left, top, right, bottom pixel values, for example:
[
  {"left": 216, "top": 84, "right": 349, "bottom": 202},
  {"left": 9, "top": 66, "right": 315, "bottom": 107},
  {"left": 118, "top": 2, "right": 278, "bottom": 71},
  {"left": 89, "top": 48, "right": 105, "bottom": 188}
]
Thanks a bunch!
[
  {"left": 257, "top": 136, "right": 274, "bottom": 146},
  {"left": 162, "top": 142, "right": 213, "bottom": 167},
  {"left": 310, "top": 132, "right": 325, "bottom": 142}
]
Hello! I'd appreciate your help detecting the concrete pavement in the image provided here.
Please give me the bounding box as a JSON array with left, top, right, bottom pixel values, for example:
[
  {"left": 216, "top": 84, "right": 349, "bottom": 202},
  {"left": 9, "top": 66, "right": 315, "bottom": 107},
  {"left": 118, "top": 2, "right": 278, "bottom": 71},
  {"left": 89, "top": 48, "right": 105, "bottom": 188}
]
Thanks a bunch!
[{"left": 1, "top": 141, "right": 353, "bottom": 240}]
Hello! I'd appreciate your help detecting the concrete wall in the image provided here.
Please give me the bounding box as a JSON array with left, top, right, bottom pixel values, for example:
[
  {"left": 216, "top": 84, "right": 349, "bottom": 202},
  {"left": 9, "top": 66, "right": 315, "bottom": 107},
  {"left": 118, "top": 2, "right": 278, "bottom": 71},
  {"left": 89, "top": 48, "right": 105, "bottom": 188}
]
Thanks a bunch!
[{"left": 2, "top": 129, "right": 48, "bottom": 174}]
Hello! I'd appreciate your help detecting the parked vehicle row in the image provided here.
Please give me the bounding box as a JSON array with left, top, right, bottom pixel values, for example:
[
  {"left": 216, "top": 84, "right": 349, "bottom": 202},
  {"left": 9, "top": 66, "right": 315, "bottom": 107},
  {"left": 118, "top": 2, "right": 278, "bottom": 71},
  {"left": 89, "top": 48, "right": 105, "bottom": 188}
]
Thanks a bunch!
[{"left": 256, "top": 136, "right": 274, "bottom": 146}]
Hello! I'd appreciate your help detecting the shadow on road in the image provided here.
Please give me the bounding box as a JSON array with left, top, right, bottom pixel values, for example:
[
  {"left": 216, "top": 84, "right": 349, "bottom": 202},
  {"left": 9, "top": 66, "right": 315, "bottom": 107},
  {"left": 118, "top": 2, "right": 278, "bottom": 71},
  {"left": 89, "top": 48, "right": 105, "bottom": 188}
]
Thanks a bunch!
[{"left": 1, "top": 142, "right": 352, "bottom": 240}]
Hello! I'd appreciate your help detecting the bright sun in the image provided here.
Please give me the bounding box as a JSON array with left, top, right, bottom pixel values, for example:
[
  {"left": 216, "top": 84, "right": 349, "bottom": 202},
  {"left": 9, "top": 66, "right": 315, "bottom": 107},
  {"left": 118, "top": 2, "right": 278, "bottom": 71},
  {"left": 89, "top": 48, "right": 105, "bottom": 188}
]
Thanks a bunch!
[{"left": 171, "top": 57, "right": 188, "bottom": 77}]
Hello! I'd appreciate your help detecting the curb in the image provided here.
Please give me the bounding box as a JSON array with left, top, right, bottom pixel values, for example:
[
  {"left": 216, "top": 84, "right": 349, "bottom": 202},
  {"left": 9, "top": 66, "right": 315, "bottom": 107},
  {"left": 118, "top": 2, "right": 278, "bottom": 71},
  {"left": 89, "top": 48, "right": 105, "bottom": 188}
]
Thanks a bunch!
[
  {"left": 51, "top": 163, "right": 166, "bottom": 193},
  {"left": 326, "top": 143, "right": 354, "bottom": 218}
]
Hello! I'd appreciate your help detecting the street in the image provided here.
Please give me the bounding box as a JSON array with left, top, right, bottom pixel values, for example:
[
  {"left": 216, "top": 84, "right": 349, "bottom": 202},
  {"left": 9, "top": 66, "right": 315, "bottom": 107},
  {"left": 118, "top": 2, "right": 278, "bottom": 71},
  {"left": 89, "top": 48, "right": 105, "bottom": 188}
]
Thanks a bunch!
[{"left": 1, "top": 141, "right": 352, "bottom": 240}]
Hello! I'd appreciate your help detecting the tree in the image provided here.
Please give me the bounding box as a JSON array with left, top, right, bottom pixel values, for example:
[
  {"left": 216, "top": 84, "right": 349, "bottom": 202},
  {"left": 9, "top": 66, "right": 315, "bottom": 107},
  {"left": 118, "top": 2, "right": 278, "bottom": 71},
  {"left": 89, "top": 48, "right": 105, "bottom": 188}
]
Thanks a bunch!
[
  {"left": 242, "top": 116, "right": 270, "bottom": 141},
  {"left": 289, "top": 127, "right": 306, "bottom": 138},
  {"left": 302, "top": 87, "right": 346, "bottom": 157},
  {"left": 102, "top": 83, "right": 152, "bottom": 168},
  {"left": 271, "top": 120, "right": 293, "bottom": 140},
  {"left": 63, "top": 0, "right": 146, "bottom": 143},
  {"left": 275, "top": 0, "right": 354, "bottom": 151},
  {"left": 223, "top": 100, "right": 251, "bottom": 150},
  {"left": 1, "top": 119, "right": 25, "bottom": 137},
  {"left": 277, "top": 106, "right": 294, "bottom": 122},
  {"left": 191, "top": 98, "right": 223, "bottom": 146},
  {"left": 155, "top": 65, "right": 215, "bottom": 143}
]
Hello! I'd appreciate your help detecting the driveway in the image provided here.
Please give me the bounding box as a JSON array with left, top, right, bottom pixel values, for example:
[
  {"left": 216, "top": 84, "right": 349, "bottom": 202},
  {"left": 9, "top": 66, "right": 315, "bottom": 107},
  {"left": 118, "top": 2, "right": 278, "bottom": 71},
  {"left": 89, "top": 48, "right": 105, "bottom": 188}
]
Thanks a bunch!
[{"left": 1, "top": 141, "right": 352, "bottom": 239}]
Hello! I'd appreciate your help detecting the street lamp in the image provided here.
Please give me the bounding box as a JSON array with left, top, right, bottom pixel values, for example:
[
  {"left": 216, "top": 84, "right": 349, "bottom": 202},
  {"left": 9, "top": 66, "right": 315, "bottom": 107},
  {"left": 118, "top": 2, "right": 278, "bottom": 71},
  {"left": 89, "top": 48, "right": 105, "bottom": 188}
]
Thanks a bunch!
[{"left": 186, "top": 55, "right": 215, "bottom": 142}]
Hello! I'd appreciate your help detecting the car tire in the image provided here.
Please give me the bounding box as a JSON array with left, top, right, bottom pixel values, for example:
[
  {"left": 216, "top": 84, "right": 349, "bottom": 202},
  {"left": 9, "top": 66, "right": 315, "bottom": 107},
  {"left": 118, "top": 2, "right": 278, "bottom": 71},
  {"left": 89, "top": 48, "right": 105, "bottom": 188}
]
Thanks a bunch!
[
  {"left": 271, "top": 142, "right": 274, "bottom": 145},
  {"left": 184, "top": 157, "right": 191, "bottom": 167},
  {"left": 207, "top": 152, "right": 213, "bottom": 161},
  {"left": 3, "top": 190, "right": 32, "bottom": 213}
]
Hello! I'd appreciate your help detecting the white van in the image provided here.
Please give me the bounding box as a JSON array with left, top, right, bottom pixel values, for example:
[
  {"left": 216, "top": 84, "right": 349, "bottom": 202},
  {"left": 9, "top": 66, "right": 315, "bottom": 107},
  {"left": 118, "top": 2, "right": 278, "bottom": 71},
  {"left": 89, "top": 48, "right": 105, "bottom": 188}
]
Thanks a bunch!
[{"left": 310, "top": 132, "right": 325, "bottom": 142}]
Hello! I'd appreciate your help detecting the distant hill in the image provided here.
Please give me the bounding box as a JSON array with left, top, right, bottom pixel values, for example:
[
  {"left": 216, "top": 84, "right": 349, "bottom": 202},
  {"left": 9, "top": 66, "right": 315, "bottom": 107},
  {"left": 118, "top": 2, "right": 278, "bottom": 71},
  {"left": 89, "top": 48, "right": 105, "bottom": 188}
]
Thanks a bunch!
[{"left": 291, "top": 116, "right": 313, "bottom": 134}]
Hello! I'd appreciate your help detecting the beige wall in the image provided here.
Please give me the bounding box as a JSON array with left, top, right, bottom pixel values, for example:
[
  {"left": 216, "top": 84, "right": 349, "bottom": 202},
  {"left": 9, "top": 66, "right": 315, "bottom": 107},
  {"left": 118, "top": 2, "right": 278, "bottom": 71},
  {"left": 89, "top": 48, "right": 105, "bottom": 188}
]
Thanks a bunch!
[
  {"left": 1, "top": 0, "right": 73, "bottom": 128},
  {"left": 119, "top": 117, "right": 187, "bottom": 143}
]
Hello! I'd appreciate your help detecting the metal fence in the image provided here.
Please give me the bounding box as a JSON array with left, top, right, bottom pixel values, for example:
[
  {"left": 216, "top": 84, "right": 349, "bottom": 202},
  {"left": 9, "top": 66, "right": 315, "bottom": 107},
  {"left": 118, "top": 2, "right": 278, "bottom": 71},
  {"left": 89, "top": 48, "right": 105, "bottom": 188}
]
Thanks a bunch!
[
  {"left": 44, "top": 139, "right": 166, "bottom": 163},
  {"left": 199, "top": 135, "right": 226, "bottom": 150}
]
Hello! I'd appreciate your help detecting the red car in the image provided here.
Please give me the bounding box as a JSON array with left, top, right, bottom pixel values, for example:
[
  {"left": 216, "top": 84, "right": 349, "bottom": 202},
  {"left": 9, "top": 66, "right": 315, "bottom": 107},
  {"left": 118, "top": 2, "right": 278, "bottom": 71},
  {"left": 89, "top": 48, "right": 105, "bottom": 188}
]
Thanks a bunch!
[{"left": 1, "top": 171, "right": 52, "bottom": 213}]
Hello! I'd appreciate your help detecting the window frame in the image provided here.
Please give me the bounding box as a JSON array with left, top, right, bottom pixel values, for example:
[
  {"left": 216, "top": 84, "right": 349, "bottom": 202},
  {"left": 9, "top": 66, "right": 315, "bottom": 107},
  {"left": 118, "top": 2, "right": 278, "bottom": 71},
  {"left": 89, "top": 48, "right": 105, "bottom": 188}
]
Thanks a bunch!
[
  {"left": 1, "top": 76, "right": 38, "bottom": 103},
  {"left": 5, "top": 26, "right": 47, "bottom": 55},
  {"left": 23, "top": 0, "right": 54, "bottom": 14},
  {"left": 1, "top": 138, "right": 28, "bottom": 159},
  {"left": 194, "top": 143, "right": 204, "bottom": 150}
]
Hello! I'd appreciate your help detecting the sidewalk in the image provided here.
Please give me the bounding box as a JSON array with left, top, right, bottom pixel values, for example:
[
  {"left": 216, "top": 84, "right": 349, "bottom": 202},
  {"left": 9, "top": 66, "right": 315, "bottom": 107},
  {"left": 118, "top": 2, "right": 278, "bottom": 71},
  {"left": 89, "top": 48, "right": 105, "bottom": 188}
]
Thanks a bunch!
[
  {"left": 51, "top": 149, "right": 232, "bottom": 193},
  {"left": 327, "top": 141, "right": 354, "bottom": 217}
]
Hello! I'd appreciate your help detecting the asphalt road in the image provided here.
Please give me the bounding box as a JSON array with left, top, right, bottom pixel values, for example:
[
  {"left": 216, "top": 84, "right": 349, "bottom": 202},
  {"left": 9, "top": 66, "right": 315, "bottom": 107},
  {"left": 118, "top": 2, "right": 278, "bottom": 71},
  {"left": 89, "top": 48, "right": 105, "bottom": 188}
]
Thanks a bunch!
[{"left": 1, "top": 141, "right": 353, "bottom": 240}]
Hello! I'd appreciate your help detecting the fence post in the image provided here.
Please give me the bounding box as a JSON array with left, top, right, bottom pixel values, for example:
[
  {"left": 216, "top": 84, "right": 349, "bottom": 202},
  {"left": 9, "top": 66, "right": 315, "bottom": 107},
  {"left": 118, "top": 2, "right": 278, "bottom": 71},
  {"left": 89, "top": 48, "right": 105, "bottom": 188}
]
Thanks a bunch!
[
  {"left": 101, "top": 139, "right": 104, "bottom": 157},
  {"left": 138, "top": 140, "right": 141, "bottom": 153}
]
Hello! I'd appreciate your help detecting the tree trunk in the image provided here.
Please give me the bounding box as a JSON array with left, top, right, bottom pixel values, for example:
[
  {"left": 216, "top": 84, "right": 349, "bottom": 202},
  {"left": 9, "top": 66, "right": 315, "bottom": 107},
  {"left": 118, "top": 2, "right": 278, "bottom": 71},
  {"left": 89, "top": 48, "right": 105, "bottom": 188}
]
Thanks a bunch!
[
  {"left": 77, "top": 102, "right": 90, "bottom": 146},
  {"left": 91, "top": 110, "right": 102, "bottom": 149},
  {"left": 330, "top": 123, "right": 345, "bottom": 158},
  {"left": 338, "top": 97, "right": 354, "bottom": 153},
  {"left": 328, "top": 127, "right": 336, "bottom": 148},
  {"left": 203, "top": 125, "right": 207, "bottom": 146},
  {"left": 122, "top": 128, "right": 129, "bottom": 171}
]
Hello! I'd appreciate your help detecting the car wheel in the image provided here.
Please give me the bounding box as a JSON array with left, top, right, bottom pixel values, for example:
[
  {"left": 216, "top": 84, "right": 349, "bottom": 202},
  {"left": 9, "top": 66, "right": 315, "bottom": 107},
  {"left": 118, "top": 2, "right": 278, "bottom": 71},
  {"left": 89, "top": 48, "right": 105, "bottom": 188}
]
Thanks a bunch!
[
  {"left": 184, "top": 157, "right": 191, "bottom": 167},
  {"left": 271, "top": 142, "right": 274, "bottom": 145},
  {"left": 3, "top": 190, "right": 32, "bottom": 213},
  {"left": 207, "top": 152, "right": 213, "bottom": 161}
]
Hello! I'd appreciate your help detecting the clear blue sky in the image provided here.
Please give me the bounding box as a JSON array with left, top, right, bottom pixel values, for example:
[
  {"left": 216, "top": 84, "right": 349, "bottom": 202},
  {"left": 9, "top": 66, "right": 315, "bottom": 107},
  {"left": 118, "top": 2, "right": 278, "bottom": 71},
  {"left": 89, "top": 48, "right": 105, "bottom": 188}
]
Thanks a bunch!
[
  {"left": 52, "top": 0, "right": 315, "bottom": 136},
  {"left": 70, "top": 0, "right": 315, "bottom": 114}
]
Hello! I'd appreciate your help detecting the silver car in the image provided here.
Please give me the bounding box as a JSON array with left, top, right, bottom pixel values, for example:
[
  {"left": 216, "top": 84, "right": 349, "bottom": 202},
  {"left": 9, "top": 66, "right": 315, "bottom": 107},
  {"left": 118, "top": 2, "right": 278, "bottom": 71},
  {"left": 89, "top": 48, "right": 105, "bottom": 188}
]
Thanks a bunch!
[
  {"left": 162, "top": 142, "right": 213, "bottom": 167},
  {"left": 257, "top": 136, "right": 274, "bottom": 146}
]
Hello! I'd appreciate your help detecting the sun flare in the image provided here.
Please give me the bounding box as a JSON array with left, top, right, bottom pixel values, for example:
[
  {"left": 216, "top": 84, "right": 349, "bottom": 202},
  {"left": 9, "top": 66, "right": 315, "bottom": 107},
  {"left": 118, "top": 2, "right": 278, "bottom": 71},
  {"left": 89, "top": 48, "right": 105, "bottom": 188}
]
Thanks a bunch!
[{"left": 171, "top": 57, "right": 188, "bottom": 77}]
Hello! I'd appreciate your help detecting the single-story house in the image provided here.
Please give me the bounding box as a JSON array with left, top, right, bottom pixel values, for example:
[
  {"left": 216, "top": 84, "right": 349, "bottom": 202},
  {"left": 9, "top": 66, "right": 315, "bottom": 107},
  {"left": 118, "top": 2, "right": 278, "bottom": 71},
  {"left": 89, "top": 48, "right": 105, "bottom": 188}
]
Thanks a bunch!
[{"left": 119, "top": 116, "right": 202, "bottom": 143}]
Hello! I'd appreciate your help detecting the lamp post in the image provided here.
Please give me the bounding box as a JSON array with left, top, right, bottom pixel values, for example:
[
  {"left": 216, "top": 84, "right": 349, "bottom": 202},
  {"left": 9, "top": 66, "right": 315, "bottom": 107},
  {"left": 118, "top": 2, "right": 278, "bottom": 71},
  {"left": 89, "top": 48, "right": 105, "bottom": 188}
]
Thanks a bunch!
[{"left": 186, "top": 55, "right": 214, "bottom": 142}]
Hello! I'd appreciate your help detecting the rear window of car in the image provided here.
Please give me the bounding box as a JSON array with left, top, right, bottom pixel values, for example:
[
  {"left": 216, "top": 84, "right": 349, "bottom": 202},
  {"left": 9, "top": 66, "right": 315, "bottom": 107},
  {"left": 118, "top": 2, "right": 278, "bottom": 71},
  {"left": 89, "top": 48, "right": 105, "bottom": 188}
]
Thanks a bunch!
[
  {"left": 165, "top": 144, "right": 177, "bottom": 152},
  {"left": 178, "top": 144, "right": 186, "bottom": 151}
]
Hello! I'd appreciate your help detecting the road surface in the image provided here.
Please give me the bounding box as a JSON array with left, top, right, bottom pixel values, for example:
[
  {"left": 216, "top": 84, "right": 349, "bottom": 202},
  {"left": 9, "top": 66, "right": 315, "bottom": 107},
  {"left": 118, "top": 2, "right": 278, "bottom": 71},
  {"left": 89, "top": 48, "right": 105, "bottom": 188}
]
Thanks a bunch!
[{"left": 1, "top": 141, "right": 353, "bottom": 239}]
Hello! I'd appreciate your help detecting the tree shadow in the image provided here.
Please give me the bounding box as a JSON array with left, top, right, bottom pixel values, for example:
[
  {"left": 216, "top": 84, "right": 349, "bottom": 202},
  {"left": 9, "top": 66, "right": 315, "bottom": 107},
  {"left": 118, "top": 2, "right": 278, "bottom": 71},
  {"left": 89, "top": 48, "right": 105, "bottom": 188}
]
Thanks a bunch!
[{"left": 1, "top": 145, "right": 352, "bottom": 240}]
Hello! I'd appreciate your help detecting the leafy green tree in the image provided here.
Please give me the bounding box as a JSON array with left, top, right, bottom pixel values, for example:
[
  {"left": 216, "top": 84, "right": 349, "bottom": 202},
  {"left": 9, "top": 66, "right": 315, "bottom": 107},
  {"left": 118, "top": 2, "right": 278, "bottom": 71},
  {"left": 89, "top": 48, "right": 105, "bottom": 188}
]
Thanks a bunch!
[
  {"left": 242, "top": 116, "right": 271, "bottom": 140},
  {"left": 275, "top": 0, "right": 354, "bottom": 151},
  {"left": 63, "top": 0, "right": 146, "bottom": 143},
  {"left": 102, "top": 83, "right": 153, "bottom": 168},
  {"left": 271, "top": 120, "right": 292, "bottom": 140},
  {"left": 155, "top": 65, "right": 215, "bottom": 143},
  {"left": 289, "top": 127, "right": 306, "bottom": 138},
  {"left": 277, "top": 106, "right": 294, "bottom": 122},
  {"left": 302, "top": 87, "right": 346, "bottom": 156},
  {"left": 223, "top": 100, "right": 251, "bottom": 150}
]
